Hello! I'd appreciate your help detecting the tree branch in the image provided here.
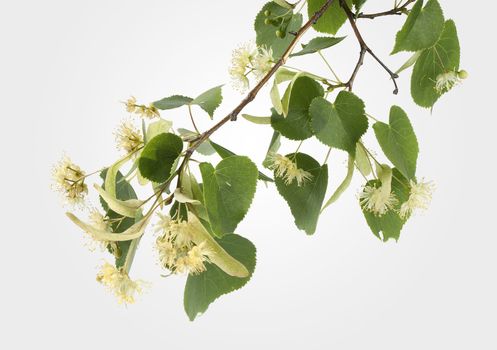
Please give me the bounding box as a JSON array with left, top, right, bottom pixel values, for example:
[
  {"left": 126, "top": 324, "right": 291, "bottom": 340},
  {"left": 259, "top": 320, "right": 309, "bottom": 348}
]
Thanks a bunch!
[
  {"left": 358, "top": 0, "right": 416, "bottom": 20},
  {"left": 340, "top": 0, "right": 399, "bottom": 94}
]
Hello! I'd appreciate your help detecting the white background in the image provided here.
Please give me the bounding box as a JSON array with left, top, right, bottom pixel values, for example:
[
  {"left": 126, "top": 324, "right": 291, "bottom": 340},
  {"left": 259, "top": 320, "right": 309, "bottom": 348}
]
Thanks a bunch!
[{"left": 1, "top": 1, "right": 496, "bottom": 349}]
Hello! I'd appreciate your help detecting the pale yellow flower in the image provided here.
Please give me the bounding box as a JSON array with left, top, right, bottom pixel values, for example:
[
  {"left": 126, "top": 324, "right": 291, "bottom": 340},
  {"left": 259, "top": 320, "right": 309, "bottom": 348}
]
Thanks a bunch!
[
  {"left": 123, "top": 96, "right": 160, "bottom": 118},
  {"left": 435, "top": 70, "right": 467, "bottom": 93},
  {"left": 399, "top": 179, "right": 435, "bottom": 219},
  {"left": 268, "top": 153, "right": 313, "bottom": 187},
  {"left": 96, "top": 261, "right": 145, "bottom": 305},
  {"left": 253, "top": 46, "right": 274, "bottom": 80},
  {"left": 52, "top": 156, "right": 88, "bottom": 206},
  {"left": 115, "top": 120, "right": 143, "bottom": 155},
  {"left": 360, "top": 184, "right": 398, "bottom": 217},
  {"left": 155, "top": 214, "right": 210, "bottom": 275}
]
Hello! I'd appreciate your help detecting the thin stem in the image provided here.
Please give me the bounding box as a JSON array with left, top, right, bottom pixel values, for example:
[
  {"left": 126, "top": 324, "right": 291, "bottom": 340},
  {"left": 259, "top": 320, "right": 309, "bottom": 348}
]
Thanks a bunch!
[
  {"left": 318, "top": 51, "right": 342, "bottom": 83},
  {"left": 323, "top": 147, "right": 332, "bottom": 164},
  {"left": 340, "top": 0, "right": 399, "bottom": 94},
  {"left": 187, "top": 105, "right": 200, "bottom": 134},
  {"left": 358, "top": 0, "right": 416, "bottom": 19}
]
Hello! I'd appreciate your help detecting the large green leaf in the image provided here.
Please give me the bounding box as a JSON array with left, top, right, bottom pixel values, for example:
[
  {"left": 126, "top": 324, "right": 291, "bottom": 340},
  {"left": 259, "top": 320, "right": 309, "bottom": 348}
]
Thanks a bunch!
[
  {"left": 392, "top": 0, "right": 444, "bottom": 54},
  {"left": 184, "top": 234, "right": 256, "bottom": 321},
  {"left": 373, "top": 106, "right": 419, "bottom": 180},
  {"left": 209, "top": 141, "right": 273, "bottom": 182},
  {"left": 290, "top": 36, "right": 345, "bottom": 57},
  {"left": 138, "top": 133, "right": 183, "bottom": 183},
  {"left": 307, "top": 0, "right": 352, "bottom": 35},
  {"left": 255, "top": 2, "right": 303, "bottom": 58},
  {"left": 361, "top": 169, "right": 411, "bottom": 242},
  {"left": 275, "top": 153, "right": 328, "bottom": 235},
  {"left": 411, "top": 20, "right": 460, "bottom": 108},
  {"left": 200, "top": 156, "right": 259, "bottom": 236},
  {"left": 271, "top": 76, "right": 324, "bottom": 140},
  {"left": 310, "top": 92, "right": 368, "bottom": 155}
]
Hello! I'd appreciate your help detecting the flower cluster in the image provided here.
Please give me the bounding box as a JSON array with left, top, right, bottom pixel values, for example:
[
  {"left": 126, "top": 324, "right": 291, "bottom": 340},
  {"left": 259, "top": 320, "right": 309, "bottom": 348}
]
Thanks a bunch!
[
  {"left": 115, "top": 120, "right": 143, "bottom": 155},
  {"left": 96, "top": 261, "right": 145, "bottom": 304},
  {"left": 229, "top": 42, "right": 274, "bottom": 93},
  {"left": 124, "top": 96, "right": 160, "bottom": 119},
  {"left": 359, "top": 184, "right": 398, "bottom": 217},
  {"left": 360, "top": 179, "right": 434, "bottom": 218},
  {"left": 52, "top": 156, "right": 88, "bottom": 206},
  {"left": 435, "top": 69, "right": 468, "bottom": 94},
  {"left": 269, "top": 153, "right": 313, "bottom": 187},
  {"left": 399, "top": 179, "right": 434, "bottom": 219},
  {"left": 155, "top": 214, "right": 211, "bottom": 275}
]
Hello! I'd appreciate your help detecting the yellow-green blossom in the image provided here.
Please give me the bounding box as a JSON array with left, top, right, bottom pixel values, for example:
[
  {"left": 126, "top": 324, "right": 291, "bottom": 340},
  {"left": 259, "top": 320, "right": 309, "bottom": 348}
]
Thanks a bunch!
[
  {"left": 52, "top": 156, "right": 88, "bottom": 206},
  {"left": 96, "top": 261, "right": 145, "bottom": 304}
]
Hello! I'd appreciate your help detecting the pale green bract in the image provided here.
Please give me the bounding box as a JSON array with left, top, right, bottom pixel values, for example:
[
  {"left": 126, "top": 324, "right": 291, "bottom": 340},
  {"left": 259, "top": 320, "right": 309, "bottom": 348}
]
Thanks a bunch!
[{"left": 54, "top": 0, "right": 465, "bottom": 320}]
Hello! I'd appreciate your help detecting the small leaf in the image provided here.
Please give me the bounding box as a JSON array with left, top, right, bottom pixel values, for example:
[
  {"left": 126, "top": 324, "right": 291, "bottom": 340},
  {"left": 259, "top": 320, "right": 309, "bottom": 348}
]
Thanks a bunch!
[
  {"left": 395, "top": 51, "right": 422, "bottom": 75},
  {"left": 173, "top": 188, "right": 201, "bottom": 205},
  {"left": 271, "top": 76, "right": 324, "bottom": 140},
  {"left": 177, "top": 128, "right": 216, "bottom": 156},
  {"left": 308, "top": 0, "right": 352, "bottom": 35},
  {"left": 373, "top": 106, "right": 419, "bottom": 180},
  {"left": 275, "top": 153, "right": 328, "bottom": 235},
  {"left": 272, "top": 0, "right": 294, "bottom": 9},
  {"left": 262, "top": 131, "right": 282, "bottom": 169},
  {"left": 355, "top": 143, "right": 372, "bottom": 176},
  {"left": 321, "top": 154, "right": 355, "bottom": 211},
  {"left": 104, "top": 153, "right": 135, "bottom": 199},
  {"left": 66, "top": 212, "right": 151, "bottom": 242},
  {"left": 411, "top": 20, "right": 460, "bottom": 108},
  {"left": 94, "top": 184, "right": 143, "bottom": 218},
  {"left": 200, "top": 156, "right": 259, "bottom": 236},
  {"left": 188, "top": 214, "right": 250, "bottom": 278},
  {"left": 310, "top": 92, "right": 368, "bottom": 155},
  {"left": 191, "top": 85, "right": 223, "bottom": 118},
  {"left": 242, "top": 114, "right": 272, "bottom": 125},
  {"left": 184, "top": 234, "right": 256, "bottom": 321},
  {"left": 290, "top": 36, "right": 345, "bottom": 57},
  {"left": 392, "top": 0, "right": 445, "bottom": 54},
  {"left": 210, "top": 141, "right": 273, "bottom": 182},
  {"left": 255, "top": 2, "right": 303, "bottom": 58},
  {"left": 146, "top": 119, "right": 173, "bottom": 141},
  {"left": 138, "top": 133, "right": 183, "bottom": 183},
  {"left": 153, "top": 95, "right": 193, "bottom": 110},
  {"left": 270, "top": 68, "right": 297, "bottom": 114}
]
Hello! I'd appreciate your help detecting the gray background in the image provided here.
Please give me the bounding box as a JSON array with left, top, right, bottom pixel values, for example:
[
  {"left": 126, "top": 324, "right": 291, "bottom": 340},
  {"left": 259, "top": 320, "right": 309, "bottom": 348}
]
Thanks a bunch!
[{"left": 1, "top": 0, "right": 496, "bottom": 349}]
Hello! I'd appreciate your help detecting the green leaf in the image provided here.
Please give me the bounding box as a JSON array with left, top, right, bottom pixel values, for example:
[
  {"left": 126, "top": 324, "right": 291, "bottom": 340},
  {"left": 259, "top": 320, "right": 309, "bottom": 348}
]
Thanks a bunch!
[
  {"left": 355, "top": 142, "right": 372, "bottom": 176},
  {"left": 373, "top": 106, "right": 419, "bottom": 180},
  {"left": 321, "top": 154, "right": 355, "bottom": 211},
  {"left": 270, "top": 68, "right": 297, "bottom": 114},
  {"left": 177, "top": 128, "right": 216, "bottom": 156},
  {"left": 392, "top": 0, "right": 444, "bottom": 54},
  {"left": 271, "top": 76, "right": 324, "bottom": 140},
  {"left": 153, "top": 95, "right": 193, "bottom": 110},
  {"left": 290, "top": 36, "right": 345, "bottom": 57},
  {"left": 200, "top": 156, "right": 259, "bottom": 236},
  {"left": 146, "top": 119, "right": 173, "bottom": 142},
  {"left": 263, "top": 131, "right": 282, "bottom": 169},
  {"left": 275, "top": 153, "right": 328, "bottom": 235},
  {"left": 310, "top": 92, "right": 368, "bottom": 155},
  {"left": 209, "top": 141, "right": 274, "bottom": 183},
  {"left": 191, "top": 85, "right": 223, "bottom": 118},
  {"left": 184, "top": 234, "right": 256, "bottom": 321},
  {"left": 411, "top": 20, "right": 460, "bottom": 108},
  {"left": 272, "top": 0, "right": 294, "bottom": 9},
  {"left": 138, "top": 133, "right": 183, "bottom": 183},
  {"left": 307, "top": 0, "right": 352, "bottom": 35},
  {"left": 104, "top": 153, "right": 135, "bottom": 199},
  {"left": 361, "top": 169, "right": 411, "bottom": 242},
  {"left": 353, "top": 0, "right": 367, "bottom": 11},
  {"left": 395, "top": 51, "right": 422, "bottom": 75},
  {"left": 241, "top": 114, "right": 272, "bottom": 125},
  {"left": 255, "top": 2, "right": 303, "bottom": 58}
]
